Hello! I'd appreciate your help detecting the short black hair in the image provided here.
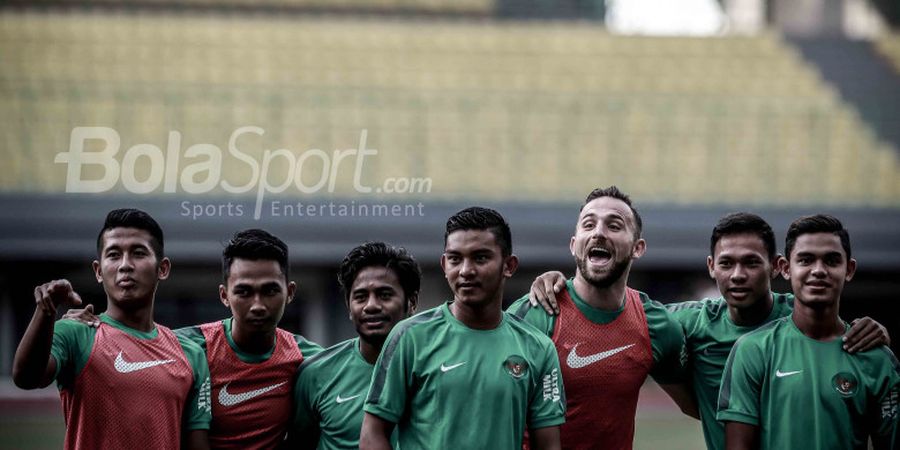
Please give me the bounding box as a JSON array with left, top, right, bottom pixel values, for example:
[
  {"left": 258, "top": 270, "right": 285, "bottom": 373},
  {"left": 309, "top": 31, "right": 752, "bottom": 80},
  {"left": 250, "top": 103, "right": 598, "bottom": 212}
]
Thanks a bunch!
[
  {"left": 337, "top": 242, "right": 421, "bottom": 308},
  {"left": 444, "top": 207, "right": 512, "bottom": 257},
  {"left": 581, "top": 186, "right": 643, "bottom": 239},
  {"left": 222, "top": 229, "right": 290, "bottom": 282},
  {"left": 710, "top": 212, "right": 777, "bottom": 261},
  {"left": 785, "top": 214, "right": 851, "bottom": 259},
  {"left": 97, "top": 208, "right": 164, "bottom": 259}
]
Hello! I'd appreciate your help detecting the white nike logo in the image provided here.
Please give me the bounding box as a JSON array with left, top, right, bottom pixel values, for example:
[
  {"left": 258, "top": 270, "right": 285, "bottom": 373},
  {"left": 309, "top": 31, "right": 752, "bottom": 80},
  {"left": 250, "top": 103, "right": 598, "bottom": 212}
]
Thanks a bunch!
[
  {"left": 566, "top": 343, "right": 635, "bottom": 369},
  {"left": 440, "top": 362, "right": 466, "bottom": 372},
  {"left": 335, "top": 394, "right": 361, "bottom": 404},
  {"left": 114, "top": 351, "right": 175, "bottom": 373},
  {"left": 775, "top": 370, "right": 802, "bottom": 378},
  {"left": 218, "top": 381, "right": 286, "bottom": 406}
]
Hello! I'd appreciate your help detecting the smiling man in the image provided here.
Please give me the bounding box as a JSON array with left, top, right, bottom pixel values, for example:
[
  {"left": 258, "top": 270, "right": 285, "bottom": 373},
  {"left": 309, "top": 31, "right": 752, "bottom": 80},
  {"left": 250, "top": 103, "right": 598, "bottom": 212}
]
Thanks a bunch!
[
  {"left": 718, "top": 214, "right": 900, "bottom": 449},
  {"left": 508, "top": 186, "right": 691, "bottom": 450},
  {"left": 360, "top": 207, "right": 565, "bottom": 450},
  {"left": 288, "top": 242, "right": 421, "bottom": 449},
  {"left": 12, "top": 208, "right": 211, "bottom": 449}
]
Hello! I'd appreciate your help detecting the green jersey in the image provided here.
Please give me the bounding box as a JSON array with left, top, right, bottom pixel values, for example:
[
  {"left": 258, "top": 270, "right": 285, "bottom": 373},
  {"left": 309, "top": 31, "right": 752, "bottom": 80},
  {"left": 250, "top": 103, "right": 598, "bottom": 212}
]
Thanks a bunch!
[
  {"left": 667, "top": 292, "right": 794, "bottom": 450},
  {"left": 507, "top": 280, "right": 687, "bottom": 384},
  {"left": 292, "top": 338, "right": 394, "bottom": 450},
  {"left": 364, "top": 303, "right": 566, "bottom": 448},
  {"left": 717, "top": 316, "right": 900, "bottom": 450},
  {"left": 50, "top": 314, "right": 212, "bottom": 431}
]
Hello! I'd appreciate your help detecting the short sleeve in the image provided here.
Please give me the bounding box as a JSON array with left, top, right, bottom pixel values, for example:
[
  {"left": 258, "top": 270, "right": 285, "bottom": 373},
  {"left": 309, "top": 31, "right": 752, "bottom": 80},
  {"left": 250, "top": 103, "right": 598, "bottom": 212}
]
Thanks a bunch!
[
  {"left": 665, "top": 300, "right": 703, "bottom": 338},
  {"left": 50, "top": 319, "right": 95, "bottom": 387},
  {"left": 507, "top": 295, "right": 555, "bottom": 337},
  {"left": 716, "top": 336, "right": 765, "bottom": 426},
  {"left": 646, "top": 304, "right": 688, "bottom": 384},
  {"left": 869, "top": 347, "right": 900, "bottom": 444},
  {"left": 173, "top": 325, "right": 207, "bottom": 350},
  {"left": 290, "top": 359, "right": 322, "bottom": 445},
  {"left": 527, "top": 340, "right": 566, "bottom": 430},
  {"left": 295, "top": 334, "right": 325, "bottom": 358},
  {"left": 177, "top": 336, "right": 212, "bottom": 431},
  {"left": 363, "top": 326, "right": 413, "bottom": 423}
]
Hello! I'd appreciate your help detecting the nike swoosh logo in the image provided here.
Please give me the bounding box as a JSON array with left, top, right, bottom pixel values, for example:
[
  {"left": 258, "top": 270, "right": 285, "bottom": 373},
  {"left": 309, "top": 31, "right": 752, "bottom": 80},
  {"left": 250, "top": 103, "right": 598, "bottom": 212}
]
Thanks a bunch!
[
  {"left": 566, "top": 343, "right": 635, "bottom": 369},
  {"left": 440, "top": 362, "right": 466, "bottom": 372},
  {"left": 335, "top": 394, "right": 361, "bottom": 404},
  {"left": 218, "top": 381, "right": 287, "bottom": 407},
  {"left": 114, "top": 351, "right": 175, "bottom": 373},
  {"left": 775, "top": 370, "right": 802, "bottom": 378}
]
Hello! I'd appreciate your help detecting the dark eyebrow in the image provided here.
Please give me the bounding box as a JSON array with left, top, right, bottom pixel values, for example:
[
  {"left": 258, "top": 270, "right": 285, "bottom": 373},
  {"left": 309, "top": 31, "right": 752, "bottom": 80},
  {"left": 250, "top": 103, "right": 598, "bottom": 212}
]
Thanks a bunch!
[{"left": 232, "top": 281, "right": 282, "bottom": 291}]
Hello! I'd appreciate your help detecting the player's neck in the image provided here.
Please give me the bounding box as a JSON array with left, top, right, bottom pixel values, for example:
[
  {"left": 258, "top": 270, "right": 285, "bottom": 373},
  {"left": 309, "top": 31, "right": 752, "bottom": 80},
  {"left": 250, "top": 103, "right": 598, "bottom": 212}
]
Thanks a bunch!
[
  {"left": 728, "top": 292, "right": 774, "bottom": 326},
  {"left": 105, "top": 300, "right": 155, "bottom": 332},
  {"left": 791, "top": 300, "right": 843, "bottom": 341},
  {"left": 572, "top": 274, "right": 628, "bottom": 311},
  {"left": 231, "top": 322, "right": 276, "bottom": 354},
  {"left": 450, "top": 297, "right": 502, "bottom": 330},
  {"left": 358, "top": 338, "right": 382, "bottom": 365}
]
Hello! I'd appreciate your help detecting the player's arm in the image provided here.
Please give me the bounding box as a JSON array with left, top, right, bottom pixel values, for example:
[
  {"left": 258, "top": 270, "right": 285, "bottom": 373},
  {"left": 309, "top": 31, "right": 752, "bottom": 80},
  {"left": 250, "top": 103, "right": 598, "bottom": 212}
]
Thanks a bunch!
[
  {"left": 527, "top": 271, "right": 567, "bottom": 315},
  {"left": 724, "top": 422, "right": 758, "bottom": 450},
  {"left": 645, "top": 301, "right": 697, "bottom": 418},
  {"left": 183, "top": 429, "right": 210, "bottom": 450},
  {"left": 359, "top": 412, "right": 395, "bottom": 450},
  {"left": 284, "top": 360, "right": 321, "bottom": 450},
  {"left": 868, "top": 355, "right": 899, "bottom": 450},
  {"left": 717, "top": 336, "right": 765, "bottom": 450},
  {"left": 362, "top": 323, "right": 414, "bottom": 450},
  {"left": 529, "top": 426, "right": 561, "bottom": 450},
  {"left": 177, "top": 336, "right": 212, "bottom": 448},
  {"left": 527, "top": 341, "right": 566, "bottom": 449},
  {"left": 658, "top": 382, "right": 700, "bottom": 419},
  {"left": 12, "top": 280, "right": 83, "bottom": 389},
  {"left": 843, "top": 316, "right": 891, "bottom": 353},
  {"left": 659, "top": 301, "right": 703, "bottom": 419}
]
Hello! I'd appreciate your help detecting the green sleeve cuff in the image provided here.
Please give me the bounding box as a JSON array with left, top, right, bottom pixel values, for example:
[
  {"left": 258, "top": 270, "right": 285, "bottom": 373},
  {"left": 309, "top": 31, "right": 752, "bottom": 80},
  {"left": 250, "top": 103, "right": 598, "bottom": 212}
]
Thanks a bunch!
[
  {"left": 716, "top": 410, "right": 758, "bottom": 426},
  {"left": 529, "top": 416, "right": 566, "bottom": 430},
  {"left": 362, "top": 404, "right": 401, "bottom": 424}
]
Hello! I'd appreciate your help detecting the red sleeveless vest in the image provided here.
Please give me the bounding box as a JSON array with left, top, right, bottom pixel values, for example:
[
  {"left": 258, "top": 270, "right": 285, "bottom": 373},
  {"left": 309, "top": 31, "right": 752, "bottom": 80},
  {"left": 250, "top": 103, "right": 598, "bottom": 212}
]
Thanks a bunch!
[
  {"left": 552, "top": 287, "right": 653, "bottom": 450},
  {"left": 201, "top": 321, "right": 303, "bottom": 449},
  {"left": 60, "top": 323, "right": 193, "bottom": 450}
]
